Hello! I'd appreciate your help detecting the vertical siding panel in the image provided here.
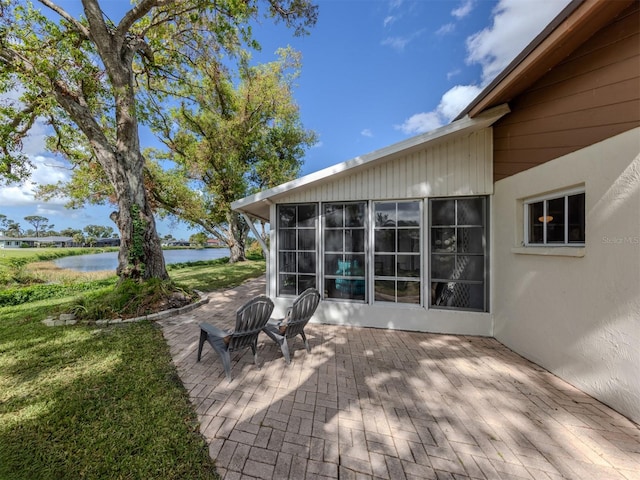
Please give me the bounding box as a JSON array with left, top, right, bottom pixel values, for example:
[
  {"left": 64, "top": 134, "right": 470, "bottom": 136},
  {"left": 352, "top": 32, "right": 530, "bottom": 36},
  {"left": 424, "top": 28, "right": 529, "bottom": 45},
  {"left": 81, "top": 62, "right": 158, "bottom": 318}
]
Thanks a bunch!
[
  {"left": 468, "top": 132, "right": 477, "bottom": 194},
  {"left": 453, "top": 137, "right": 461, "bottom": 194},
  {"left": 461, "top": 136, "right": 470, "bottom": 195},
  {"left": 398, "top": 154, "right": 406, "bottom": 198},
  {"left": 477, "top": 131, "right": 486, "bottom": 194}
]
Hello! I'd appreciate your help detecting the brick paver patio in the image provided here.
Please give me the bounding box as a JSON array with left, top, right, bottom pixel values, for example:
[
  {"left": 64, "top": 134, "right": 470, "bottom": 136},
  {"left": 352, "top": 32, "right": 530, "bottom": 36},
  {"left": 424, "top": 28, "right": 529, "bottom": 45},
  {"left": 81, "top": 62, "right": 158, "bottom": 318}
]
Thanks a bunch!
[{"left": 158, "top": 276, "right": 640, "bottom": 480}]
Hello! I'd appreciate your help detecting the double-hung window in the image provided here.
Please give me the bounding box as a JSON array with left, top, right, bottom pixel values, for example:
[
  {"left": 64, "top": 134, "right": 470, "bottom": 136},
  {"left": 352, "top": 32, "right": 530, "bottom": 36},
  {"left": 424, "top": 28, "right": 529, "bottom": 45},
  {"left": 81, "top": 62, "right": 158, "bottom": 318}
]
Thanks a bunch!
[
  {"left": 524, "top": 189, "right": 585, "bottom": 246},
  {"left": 277, "top": 203, "right": 318, "bottom": 295}
]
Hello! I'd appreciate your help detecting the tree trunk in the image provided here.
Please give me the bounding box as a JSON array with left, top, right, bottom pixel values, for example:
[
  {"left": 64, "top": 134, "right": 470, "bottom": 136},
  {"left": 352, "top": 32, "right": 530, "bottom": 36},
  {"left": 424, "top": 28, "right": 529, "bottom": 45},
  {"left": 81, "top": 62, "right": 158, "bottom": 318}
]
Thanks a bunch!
[
  {"left": 227, "top": 211, "right": 247, "bottom": 263},
  {"left": 98, "top": 140, "right": 168, "bottom": 280}
]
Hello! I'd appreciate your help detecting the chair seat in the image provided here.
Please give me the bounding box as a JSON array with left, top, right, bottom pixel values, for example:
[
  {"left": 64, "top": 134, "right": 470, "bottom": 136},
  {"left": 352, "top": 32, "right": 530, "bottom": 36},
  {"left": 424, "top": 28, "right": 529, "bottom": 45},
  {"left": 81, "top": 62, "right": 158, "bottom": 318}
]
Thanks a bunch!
[
  {"left": 261, "top": 288, "right": 320, "bottom": 365},
  {"left": 197, "top": 295, "right": 274, "bottom": 382}
]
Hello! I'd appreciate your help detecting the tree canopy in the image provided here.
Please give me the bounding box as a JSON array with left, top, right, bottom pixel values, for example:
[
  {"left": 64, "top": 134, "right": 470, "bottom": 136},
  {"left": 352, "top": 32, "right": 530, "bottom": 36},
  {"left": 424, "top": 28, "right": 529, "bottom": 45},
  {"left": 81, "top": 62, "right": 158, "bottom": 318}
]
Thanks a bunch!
[
  {"left": 146, "top": 47, "right": 316, "bottom": 262},
  {"left": 0, "top": 0, "right": 317, "bottom": 279}
]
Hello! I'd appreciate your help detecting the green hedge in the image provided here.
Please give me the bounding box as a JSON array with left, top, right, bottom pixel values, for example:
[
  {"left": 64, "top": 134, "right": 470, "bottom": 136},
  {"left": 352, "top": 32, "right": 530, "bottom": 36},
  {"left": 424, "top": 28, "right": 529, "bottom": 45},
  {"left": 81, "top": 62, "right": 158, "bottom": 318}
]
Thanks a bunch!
[{"left": 0, "top": 279, "right": 116, "bottom": 307}]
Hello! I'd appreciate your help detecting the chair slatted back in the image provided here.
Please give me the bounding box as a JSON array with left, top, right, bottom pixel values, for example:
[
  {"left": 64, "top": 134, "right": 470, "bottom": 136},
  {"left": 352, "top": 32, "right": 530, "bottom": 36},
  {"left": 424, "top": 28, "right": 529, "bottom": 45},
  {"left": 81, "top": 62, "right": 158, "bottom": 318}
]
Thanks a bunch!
[
  {"left": 285, "top": 288, "right": 320, "bottom": 339},
  {"left": 229, "top": 296, "right": 274, "bottom": 351}
]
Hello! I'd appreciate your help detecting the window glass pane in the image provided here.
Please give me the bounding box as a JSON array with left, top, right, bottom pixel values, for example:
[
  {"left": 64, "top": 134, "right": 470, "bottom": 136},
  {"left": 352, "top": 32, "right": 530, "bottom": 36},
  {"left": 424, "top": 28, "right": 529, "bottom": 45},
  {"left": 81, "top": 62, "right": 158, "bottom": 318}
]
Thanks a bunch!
[
  {"left": 568, "top": 193, "right": 585, "bottom": 243},
  {"left": 431, "top": 254, "right": 454, "bottom": 280},
  {"left": 279, "top": 229, "right": 296, "bottom": 250},
  {"left": 431, "top": 200, "right": 455, "bottom": 226},
  {"left": 324, "top": 230, "right": 343, "bottom": 252},
  {"left": 278, "top": 206, "right": 296, "bottom": 228},
  {"left": 325, "top": 254, "right": 341, "bottom": 274},
  {"left": 457, "top": 198, "right": 483, "bottom": 225},
  {"left": 458, "top": 227, "right": 483, "bottom": 253},
  {"left": 431, "top": 228, "right": 456, "bottom": 252},
  {"left": 456, "top": 255, "right": 484, "bottom": 281},
  {"left": 324, "top": 204, "right": 344, "bottom": 228},
  {"left": 398, "top": 255, "right": 420, "bottom": 277},
  {"left": 374, "top": 280, "right": 396, "bottom": 302},
  {"left": 298, "top": 229, "right": 315, "bottom": 250},
  {"left": 397, "top": 229, "right": 420, "bottom": 252},
  {"left": 374, "top": 255, "right": 395, "bottom": 276},
  {"left": 432, "top": 282, "right": 483, "bottom": 309},
  {"left": 279, "top": 252, "right": 296, "bottom": 272},
  {"left": 397, "top": 281, "right": 420, "bottom": 304},
  {"left": 374, "top": 230, "right": 395, "bottom": 252},
  {"left": 279, "top": 274, "right": 297, "bottom": 295},
  {"left": 298, "top": 252, "right": 316, "bottom": 274},
  {"left": 344, "top": 255, "right": 365, "bottom": 275},
  {"left": 546, "top": 197, "right": 565, "bottom": 243},
  {"left": 327, "top": 278, "right": 365, "bottom": 300},
  {"left": 528, "top": 202, "right": 544, "bottom": 244},
  {"left": 345, "top": 229, "right": 365, "bottom": 252},
  {"left": 397, "top": 202, "right": 420, "bottom": 226},
  {"left": 345, "top": 203, "right": 365, "bottom": 227},
  {"left": 375, "top": 203, "right": 396, "bottom": 227},
  {"left": 298, "top": 275, "right": 316, "bottom": 294},
  {"left": 298, "top": 204, "right": 317, "bottom": 227}
]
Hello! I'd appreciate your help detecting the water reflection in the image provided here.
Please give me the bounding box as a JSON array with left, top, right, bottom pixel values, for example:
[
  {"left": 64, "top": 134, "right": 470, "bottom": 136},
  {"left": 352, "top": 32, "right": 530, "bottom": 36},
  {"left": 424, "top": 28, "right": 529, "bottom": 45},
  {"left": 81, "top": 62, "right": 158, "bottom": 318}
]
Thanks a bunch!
[{"left": 54, "top": 248, "right": 231, "bottom": 272}]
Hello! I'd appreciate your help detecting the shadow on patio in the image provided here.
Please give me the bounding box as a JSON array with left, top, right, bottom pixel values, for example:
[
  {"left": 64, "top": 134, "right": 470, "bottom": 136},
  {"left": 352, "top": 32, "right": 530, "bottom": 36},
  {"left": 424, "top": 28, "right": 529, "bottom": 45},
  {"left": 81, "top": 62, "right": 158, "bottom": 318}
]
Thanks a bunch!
[{"left": 158, "top": 277, "right": 640, "bottom": 480}]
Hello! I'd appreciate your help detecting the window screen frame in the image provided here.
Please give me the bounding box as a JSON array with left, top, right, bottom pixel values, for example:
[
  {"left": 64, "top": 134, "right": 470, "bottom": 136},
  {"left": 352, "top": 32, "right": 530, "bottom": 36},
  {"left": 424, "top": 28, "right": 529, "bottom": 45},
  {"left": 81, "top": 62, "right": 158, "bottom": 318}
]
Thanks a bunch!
[
  {"left": 276, "top": 203, "right": 318, "bottom": 297},
  {"left": 372, "top": 200, "right": 423, "bottom": 305},
  {"left": 429, "top": 196, "right": 489, "bottom": 312},
  {"left": 322, "top": 201, "right": 368, "bottom": 303}
]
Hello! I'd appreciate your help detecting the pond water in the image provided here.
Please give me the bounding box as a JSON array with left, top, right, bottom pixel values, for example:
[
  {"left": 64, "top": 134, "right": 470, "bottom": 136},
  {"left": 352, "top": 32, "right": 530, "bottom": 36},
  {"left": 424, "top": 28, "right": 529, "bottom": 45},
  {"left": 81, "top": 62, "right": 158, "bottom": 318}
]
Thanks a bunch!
[{"left": 54, "top": 248, "right": 231, "bottom": 272}]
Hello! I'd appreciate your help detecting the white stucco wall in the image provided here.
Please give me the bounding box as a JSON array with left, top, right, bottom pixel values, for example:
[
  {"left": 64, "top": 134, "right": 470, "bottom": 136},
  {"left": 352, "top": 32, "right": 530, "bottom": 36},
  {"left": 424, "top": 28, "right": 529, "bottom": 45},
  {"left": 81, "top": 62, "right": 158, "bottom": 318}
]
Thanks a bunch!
[{"left": 492, "top": 128, "right": 640, "bottom": 424}]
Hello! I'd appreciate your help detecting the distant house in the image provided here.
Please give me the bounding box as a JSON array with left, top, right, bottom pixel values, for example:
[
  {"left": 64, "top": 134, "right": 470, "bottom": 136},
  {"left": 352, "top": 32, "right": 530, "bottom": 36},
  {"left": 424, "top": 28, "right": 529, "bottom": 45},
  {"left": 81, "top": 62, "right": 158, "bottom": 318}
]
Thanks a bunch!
[
  {"left": 0, "top": 237, "right": 23, "bottom": 249},
  {"left": 166, "top": 240, "right": 191, "bottom": 247},
  {"left": 206, "top": 238, "right": 223, "bottom": 247},
  {"left": 233, "top": 0, "right": 639, "bottom": 423},
  {"left": 93, "top": 237, "right": 120, "bottom": 247},
  {"left": 0, "top": 236, "right": 75, "bottom": 248}
]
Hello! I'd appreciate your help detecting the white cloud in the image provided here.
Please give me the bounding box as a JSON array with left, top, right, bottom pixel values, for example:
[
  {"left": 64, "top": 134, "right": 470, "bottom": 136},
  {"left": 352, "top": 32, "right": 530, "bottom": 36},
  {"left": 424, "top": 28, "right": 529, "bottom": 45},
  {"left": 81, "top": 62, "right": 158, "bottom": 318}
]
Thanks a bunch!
[
  {"left": 383, "top": 15, "right": 397, "bottom": 28},
  {"left": 381, "top": 35, "right": 411, "bottom": 52},
  {"left": 381, "top": 29, "right": 425, "bottom": 52},
  {"left": 452, "top": 0, "right": 475, "bottom": 19},
  {"left": 395, "top": 84, "right": 482, "bottom": 134},
  {"left": 466, "top": 0, "right": 571, "bottom": 85},
  {"left": 361, "top": 129, "right": 373, "bottom": 138},
  {"left": 397, "top": 0, "right": 570, "bottom": 136},
  {"left": 447, "top": 68, "right": 462, "bottom": 80},
  {"left": 0, "top": 155, "right": 71, "bottom": 207},
  {"left": 436, "top": 23, "right": 455, "bottom": 36},
  {"left": 395, "top": 112, "right": 441, "bottom": 135}
]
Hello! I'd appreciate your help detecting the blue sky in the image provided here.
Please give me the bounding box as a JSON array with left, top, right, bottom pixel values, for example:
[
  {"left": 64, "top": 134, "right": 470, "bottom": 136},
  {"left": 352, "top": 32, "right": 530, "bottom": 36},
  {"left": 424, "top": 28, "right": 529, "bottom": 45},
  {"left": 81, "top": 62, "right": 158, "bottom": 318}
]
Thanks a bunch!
[{"left": 1, "top": 0, "right": 570, "bottom": 240}]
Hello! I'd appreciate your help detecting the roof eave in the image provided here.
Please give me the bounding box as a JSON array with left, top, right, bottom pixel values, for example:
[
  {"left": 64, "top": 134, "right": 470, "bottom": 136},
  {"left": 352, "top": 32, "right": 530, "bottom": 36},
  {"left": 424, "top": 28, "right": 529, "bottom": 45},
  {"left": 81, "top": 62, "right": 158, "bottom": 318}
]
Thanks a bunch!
[
  {"left": 455, "top": 0, "right": 635, "bottom": 121},
  {"left": 233, "top": 103, "right": 510, "bottom": 222}
]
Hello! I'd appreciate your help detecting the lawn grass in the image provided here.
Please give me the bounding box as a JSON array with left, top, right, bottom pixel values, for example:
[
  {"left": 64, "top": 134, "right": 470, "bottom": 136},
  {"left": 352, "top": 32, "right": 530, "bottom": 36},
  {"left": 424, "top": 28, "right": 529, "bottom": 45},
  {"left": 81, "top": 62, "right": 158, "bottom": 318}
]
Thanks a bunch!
[{"left": 0, "top": 251, "right": 266, "bottom": 479}]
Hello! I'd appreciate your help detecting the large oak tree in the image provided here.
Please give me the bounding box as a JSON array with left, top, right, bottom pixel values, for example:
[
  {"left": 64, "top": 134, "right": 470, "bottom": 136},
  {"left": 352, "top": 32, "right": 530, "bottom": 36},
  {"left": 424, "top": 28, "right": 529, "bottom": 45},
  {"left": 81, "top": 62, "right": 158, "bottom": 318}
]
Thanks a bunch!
[
  {"left": 0, "top": 0, "right": 317, "bottom": 280},
  {"left": 146, "top": 47, "right": 316, "bottom": 263}
]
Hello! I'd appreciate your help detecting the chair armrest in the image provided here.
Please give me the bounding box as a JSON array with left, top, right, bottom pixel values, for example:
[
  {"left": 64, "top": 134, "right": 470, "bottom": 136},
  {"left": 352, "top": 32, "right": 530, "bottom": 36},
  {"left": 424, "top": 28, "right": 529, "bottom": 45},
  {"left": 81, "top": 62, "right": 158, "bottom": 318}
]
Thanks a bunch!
[
  {"left": 200, "top": 323, "right": 231, "bottom": 339},
  {"left": 266, "top": 318, "right": 284, "bottom": 327}
]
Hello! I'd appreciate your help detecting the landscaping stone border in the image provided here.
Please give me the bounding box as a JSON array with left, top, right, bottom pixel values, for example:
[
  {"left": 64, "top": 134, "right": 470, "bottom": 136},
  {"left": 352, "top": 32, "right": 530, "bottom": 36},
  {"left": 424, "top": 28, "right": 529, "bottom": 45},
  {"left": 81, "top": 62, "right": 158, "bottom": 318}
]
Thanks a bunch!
[{"left": 42, "top": 291, "right": 210, "bottom": 327}]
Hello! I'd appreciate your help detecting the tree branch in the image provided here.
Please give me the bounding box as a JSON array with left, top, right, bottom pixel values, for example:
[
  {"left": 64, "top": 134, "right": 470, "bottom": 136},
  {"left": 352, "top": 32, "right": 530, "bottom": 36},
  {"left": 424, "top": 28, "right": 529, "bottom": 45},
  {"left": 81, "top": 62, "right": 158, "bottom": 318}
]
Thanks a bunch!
[
  {"left": 117, "top": 0, "right": 166, "bottom": 38},
  {"left": 37, "top": 0, "right": 91, "bottom": 39}
]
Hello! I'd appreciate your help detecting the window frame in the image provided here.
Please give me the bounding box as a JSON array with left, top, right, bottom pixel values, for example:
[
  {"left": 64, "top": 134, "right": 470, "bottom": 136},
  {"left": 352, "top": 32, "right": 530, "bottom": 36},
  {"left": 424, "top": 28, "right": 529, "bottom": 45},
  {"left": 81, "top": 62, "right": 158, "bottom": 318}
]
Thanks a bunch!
[
  {"left": 276, "top": 203, "right": 319, "bottom": 297},
  {"left": 322, "top": 201, "right": 368, "bottom": 303},
  {"left": 429, "top": 196, "right": 489, "bottom": 312},
  {"left": 372, "top": 200, "right": 423, "bottom": 305},
  {"left": 523, "top": 188, "right": 585, "bottom": 247}
]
